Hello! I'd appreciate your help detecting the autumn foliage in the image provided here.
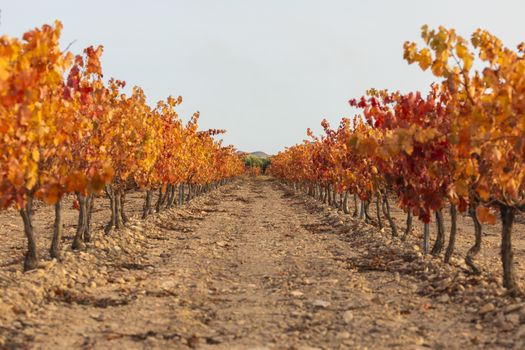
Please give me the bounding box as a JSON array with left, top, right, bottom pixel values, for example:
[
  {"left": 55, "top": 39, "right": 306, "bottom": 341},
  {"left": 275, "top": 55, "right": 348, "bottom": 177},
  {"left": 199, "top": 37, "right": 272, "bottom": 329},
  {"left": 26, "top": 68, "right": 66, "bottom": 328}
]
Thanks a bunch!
[
  {"left": 270, "top": 26, "right": 525, "bottom": 293},
  {"left": 0, "top": 21, "right": 244, "bottom": 270}
]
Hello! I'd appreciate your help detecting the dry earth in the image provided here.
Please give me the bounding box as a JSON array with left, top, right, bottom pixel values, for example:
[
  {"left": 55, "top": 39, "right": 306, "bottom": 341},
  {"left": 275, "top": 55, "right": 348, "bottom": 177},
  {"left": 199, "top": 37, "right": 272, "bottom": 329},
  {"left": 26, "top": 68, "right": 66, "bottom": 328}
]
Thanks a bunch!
[{"left": 1, "top": 177, "right": 525, "bottom": 349}]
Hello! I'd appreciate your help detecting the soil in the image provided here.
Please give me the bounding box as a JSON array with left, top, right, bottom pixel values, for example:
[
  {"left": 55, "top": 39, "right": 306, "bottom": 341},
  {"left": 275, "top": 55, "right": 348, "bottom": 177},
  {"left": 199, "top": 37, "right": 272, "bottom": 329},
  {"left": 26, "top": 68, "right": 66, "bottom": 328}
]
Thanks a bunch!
[{"left": 1, "top": 177, "right": 525, "bottom": 349}]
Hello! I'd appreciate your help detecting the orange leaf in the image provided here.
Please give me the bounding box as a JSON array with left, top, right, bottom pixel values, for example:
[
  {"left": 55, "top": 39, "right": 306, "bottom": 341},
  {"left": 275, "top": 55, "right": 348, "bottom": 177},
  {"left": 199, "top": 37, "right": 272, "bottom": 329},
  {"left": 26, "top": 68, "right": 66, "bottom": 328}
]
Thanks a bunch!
[
  {"left": 476, "top": 206, "right": 497, "bottom": 225},
  {"left": 41, "top": 184, "right": 61, "bottom": 205}
]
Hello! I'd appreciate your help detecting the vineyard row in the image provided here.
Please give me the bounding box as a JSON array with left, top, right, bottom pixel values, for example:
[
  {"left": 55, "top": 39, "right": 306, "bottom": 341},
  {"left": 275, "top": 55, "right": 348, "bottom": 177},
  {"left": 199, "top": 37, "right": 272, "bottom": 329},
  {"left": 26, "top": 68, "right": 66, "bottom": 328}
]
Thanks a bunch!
[
  {"left": 269, "top": 25, "right": 525, "bottom": 294},
  {"left": 0, "top": 21, "right": 245, "bottom": 271}
]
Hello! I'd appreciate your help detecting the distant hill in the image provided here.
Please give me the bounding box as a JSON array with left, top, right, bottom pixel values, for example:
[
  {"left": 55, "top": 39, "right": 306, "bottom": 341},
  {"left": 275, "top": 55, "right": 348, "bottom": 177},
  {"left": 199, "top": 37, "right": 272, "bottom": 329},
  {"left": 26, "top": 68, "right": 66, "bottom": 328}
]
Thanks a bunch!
[
  {"left": 236, "top": 151, "right": 271, "bottom": 159},
  {"left": 249, "top": 151, "right": 271, "bottom": 159}
]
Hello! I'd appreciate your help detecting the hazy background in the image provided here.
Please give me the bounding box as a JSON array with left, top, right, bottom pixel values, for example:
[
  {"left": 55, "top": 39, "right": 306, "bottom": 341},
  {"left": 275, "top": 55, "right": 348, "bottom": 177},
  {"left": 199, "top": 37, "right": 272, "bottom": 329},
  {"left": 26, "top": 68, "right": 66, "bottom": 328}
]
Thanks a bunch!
[{"left": 2, "top": 1, "right": 524, "bottom": 154}]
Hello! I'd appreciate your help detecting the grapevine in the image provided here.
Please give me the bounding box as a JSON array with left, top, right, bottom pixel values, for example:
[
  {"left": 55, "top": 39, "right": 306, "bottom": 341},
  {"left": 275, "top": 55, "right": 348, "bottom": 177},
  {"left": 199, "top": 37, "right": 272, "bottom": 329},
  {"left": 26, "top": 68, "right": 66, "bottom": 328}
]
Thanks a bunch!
[
  {"left": 270, "top": 26, "right": 525, "bottom": 294},
  {"left": 0, "top": 21, "right": 245, "bottom": 271}
]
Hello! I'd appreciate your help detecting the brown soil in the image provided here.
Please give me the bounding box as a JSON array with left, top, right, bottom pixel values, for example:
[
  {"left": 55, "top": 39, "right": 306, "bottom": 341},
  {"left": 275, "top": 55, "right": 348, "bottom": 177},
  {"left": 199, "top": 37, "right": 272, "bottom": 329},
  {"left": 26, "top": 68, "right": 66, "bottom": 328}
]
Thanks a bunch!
[{"left": 1, "top": 177, "right": 525, "bottom": 349}]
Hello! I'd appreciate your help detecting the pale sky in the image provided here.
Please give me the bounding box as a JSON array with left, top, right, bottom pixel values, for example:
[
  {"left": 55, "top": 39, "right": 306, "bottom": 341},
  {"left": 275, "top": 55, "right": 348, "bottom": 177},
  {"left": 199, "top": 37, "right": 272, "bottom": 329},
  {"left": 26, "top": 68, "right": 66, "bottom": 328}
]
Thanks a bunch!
[{"left": 2, "top": 0, "right": 524, "bottom": 154}]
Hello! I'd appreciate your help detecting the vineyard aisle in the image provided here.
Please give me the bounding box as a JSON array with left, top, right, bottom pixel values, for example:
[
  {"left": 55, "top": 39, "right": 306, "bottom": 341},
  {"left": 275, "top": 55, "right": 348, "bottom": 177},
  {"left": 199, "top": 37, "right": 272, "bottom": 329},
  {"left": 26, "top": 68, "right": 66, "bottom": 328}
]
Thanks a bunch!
[{"left": 0, "top": 177, "right": 510, "bottom": 349}]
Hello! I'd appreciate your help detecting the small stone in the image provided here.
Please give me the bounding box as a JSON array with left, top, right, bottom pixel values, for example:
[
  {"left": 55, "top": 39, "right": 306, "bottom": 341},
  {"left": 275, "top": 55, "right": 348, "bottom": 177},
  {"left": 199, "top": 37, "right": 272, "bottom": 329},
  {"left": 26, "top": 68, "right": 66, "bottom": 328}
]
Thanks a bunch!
[
  {"left": 495, "top": 312, "right": 507, "bottom": 327},
  {"left": 342, "top": 310, "right": 354, "bottom": 323},
  {"left": 371, "top": 295, "right": 382, "bottom": 304},
  {"left": 501, "top": 322, "right": 515, "bottom": 332},
  {"left": 414, "top": 337, "right": 425, "bottom": 346},
  {"left": 479, "top": 303, "right": 496, "bottom": 315},
  {"left": 161, "top": 280, "right": 176, "bottom": 290},
  {"left": 519, "top": 309, "right": 525, "bottom": 324},
  {"left": 506, "top": 313, "right": 520, "bottom": 326},
  {"left": 90, "top": 313, "right": 104, "bottom": 321},
  {"left": 124, "top": 275, "right": 135, "bottom": 282},
  {"left": 290, "top": 290, "right": 304, "bottom": 297},
  {"left": 312, "top": 299, "right": 330, "bottom": 308},
  {"left": 186, "top": 335, "right": 200, "bottom": 348},
  {"left": 145, "top": 337, "right": 163, "bottom": 347},
  {"left": 41, "top": 259, "right": 57, "bottom": 270},
  {"left": 394, "top": 272, "right": 400, "bottom": 283},
  {"left": 407, "top": 283, "right": 418, "bottom": 292},
  {"left": 516, "top": 325, "right": 525, "bottom": 338},
  {"left": 336, "top": 331, "right": 350, "bottom": 339},
  {"left": 504, "top": 303, "right": 525, "bottom": 314},
  {"left": 291, "top": 300, "right": 303, "bottom": 307},
  {"left": 436, "top": 278, "right": 452, "bottom": 291},
  {"left": 438, "top": 294, "right": 450, "bottom": 303}
]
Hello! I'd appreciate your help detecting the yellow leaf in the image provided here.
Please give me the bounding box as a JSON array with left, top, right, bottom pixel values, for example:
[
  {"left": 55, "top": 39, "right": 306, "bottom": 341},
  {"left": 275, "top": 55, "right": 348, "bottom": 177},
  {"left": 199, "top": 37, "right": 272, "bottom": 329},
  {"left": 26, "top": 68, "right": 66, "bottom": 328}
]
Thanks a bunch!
[
  {"left": 26, "top": 162, "right": 38, "bottom": 190},
  {"left": 32, "top": 148, "right": 40, "bottom": 162},
  {"left": 418, "top": 48, "right": 432, "bottom": 71},
  {"left": 465, "top": 159, "right": 478, "bottom": 177},
  {"left": 431, "top": 60, "right": 446, "bottom": 76},
  {"left": 456, "top": 43, "right": 473, "bottom": 71}
]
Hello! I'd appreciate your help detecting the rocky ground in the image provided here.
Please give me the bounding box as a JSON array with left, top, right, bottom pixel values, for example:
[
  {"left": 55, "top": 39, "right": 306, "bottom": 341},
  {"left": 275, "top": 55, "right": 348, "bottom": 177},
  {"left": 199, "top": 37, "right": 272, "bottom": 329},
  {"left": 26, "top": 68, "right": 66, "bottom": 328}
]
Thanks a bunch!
[{"left": 1, "top": 177, "right": 525, "bottom": 349}]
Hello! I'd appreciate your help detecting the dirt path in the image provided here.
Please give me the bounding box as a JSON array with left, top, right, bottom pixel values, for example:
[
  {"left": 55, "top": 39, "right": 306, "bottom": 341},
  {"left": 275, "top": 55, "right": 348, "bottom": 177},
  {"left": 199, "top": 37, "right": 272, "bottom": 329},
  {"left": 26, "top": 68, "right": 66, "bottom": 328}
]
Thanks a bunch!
[{"left": 1, "top": 177, "right": 523, "bottom": 349}]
